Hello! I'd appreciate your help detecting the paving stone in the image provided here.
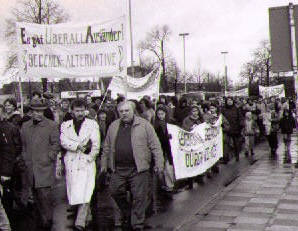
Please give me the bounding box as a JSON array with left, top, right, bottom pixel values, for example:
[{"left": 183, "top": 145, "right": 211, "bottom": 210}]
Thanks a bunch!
[
  {"left": 227, "top": 192, "right": 256, "bottom": 198},
  {"left": 279, "top": 199, "right": 298, "bottom": 204},
  {"left": 234, "top": 216, "right": 269, "bottom": 224},
  {"left": 256, "top": 188, "right": 284, "bottom": 195},
  {"left": 245, "top": 202, "right": 276, "bottom": 208},
  {"left": 194, "top": 221, "right": 230, "bottom": 229},
  {"left": 281, "top": 195, "right": 298, "bottom": 200},
  {"left": 222, "top": 196, "right": 250, "bottom": 202},
  {"left": 213, "top": 205, "right": 243, "bottom": 211},
  {"left": 238, "top": 212, "right": 271, "bottom": 219},
  {"left": 278, "top": 203, "right": 298, "bottom": 210},
  {"left": 228, "top": 223, "right": 266, "bottom": 230},
  {"left": 218, "top": 200, "right": 247, "bottom": 207},
  {"left": 254, "top": 194, "right": 281, "bottom": 199},
  {"left": 267, "top": 226, "right": 298, "bottom": 231},
  {"left": 249, "top": 197, "right": 279, "bottom": 204},
  {"left": 273, "top": 219, "right": 298, "bottom": 226},
  {"left": 276, "top": 208, "right": 298, "bottom": 214},
  {"left": 208, "top": 210, "right": 241, "bottom": 217},
  {"left": 243, "top": 207, "right": 275, "bottom": 214},
  {"left": 276, "top": 213, "right": 298, "bottom": 220},
  {"left": 202, "top": 215, "right": 235, "bottom": 223}
]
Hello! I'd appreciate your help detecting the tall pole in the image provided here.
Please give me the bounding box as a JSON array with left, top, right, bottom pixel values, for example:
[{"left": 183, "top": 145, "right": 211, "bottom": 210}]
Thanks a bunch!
[
  {"left": 128, "top": 0, "right": 134, "bottom": 77},
  {"left": 221, "top": 51, "right": 228, "bottom": 96},
  {"left": 179, "top": 33, "right": 189, "bottom": 93},
  {"left": 289, "top": 3, "right": 298, "bottom": 96}
]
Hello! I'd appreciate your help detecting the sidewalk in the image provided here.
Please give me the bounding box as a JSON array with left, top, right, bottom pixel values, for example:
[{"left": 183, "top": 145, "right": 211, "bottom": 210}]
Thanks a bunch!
[{"left": 178, "top": 132, "right": 298, "bottom": 231}]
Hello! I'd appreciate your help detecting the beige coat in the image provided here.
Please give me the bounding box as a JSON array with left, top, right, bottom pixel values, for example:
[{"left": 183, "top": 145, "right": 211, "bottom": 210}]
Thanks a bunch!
[{"left": 60, "top": 118, "right": 100, "bottom": 205}]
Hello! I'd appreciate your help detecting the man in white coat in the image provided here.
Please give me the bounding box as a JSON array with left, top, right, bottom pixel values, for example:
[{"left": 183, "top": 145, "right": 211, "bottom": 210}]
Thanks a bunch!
[{"left": 60, "top": 99, "right": 100, "bottom": 231}]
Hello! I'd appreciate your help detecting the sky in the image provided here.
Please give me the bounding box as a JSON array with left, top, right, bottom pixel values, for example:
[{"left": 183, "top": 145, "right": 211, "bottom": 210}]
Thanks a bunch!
[{"left": 0, "top": 0, "right": 298, "bottom": 85}]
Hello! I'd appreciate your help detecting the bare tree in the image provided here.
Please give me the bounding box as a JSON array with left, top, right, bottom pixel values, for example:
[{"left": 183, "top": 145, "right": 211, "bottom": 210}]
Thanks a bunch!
[
  {"left": 4, "top": 0, "right": 69, "bottom": 72},
  {"left": 240, "top": 40, "right": 272, "bottom": 86},
  {"left": 138, "top": 25, "right": 172, "bottom": 92}
]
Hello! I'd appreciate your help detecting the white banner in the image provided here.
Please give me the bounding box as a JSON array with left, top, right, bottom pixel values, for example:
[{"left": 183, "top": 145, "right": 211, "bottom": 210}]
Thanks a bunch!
[
  {"left": 16, "top": 16, "right": 126, "bottom": 79},
  {"left": 225, "top": 88, "right": 248, "bottom": 97},
  {"left": 107, "top": 68, "right": 160, "bottom": 100},
  {"left": 259, "top": 84, "right": 285, "bottom": 98},
  {"left": 107, "top": 75, "right": 127, "bottom": 99},
  {"left": 167, "top": 116, "right": 223, "bottom": 180}
]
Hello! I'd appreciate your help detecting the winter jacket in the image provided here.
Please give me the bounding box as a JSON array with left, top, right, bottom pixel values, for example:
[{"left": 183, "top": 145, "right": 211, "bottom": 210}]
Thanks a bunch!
[
  {"left": 0, "top": 120, "right": 22, "bottom": 177},
  {"left": 101, "top": 116, "right": 164, "bottom": 173},
  {"left": 221, "top": 105, "right": 243, "bottom": 135},
  {"left": 280, "top": 115, "right": 296, "bottom": 134},
  {"left": 154, "top": 120, "right": 173, "bottom": 165},
  {"left": 21, "top": 118, "right": 60, "bottom": 188}
]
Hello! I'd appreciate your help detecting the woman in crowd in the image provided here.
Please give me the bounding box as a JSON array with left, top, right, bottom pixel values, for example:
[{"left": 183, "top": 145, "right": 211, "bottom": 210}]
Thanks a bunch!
[
  {"left": 3, "top": 98, "right": 22, "bottom": 128},
  {"left": 139, "top": 97, "right": 155, "bottom": 124},
  {"left": 221, "top": 97, "right": 243, "bottom": 162},
  {"left": 154, "top": 105, "right": 175, "bottom": 194},
  {"left": 182, "top": 105, "right": 205, "bottom": 189},
  {"left": 242, "top": 111, "right": 259, "bottom": 163},
  {"left": 263, "top": 104, "right": 280, "bottom": 159},
  {"left": 279, "top": 109, "right": 296, "bottom": 163}
]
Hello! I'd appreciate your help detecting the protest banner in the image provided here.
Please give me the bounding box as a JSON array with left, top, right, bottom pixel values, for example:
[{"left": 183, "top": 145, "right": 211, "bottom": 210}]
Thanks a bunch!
[
  {"left": 107, "top": 67, "right": 161, "bottom": 100},
  {"left": 16, "top": 16, "right": 126, "bottom": 79},
  {"left": 126, "top": 67, "right": 161, "bottom": 100},
  {"left": 259, "top": 84, "right": 285, "bottom": 98},
  {"left": 167, "top": 116, "right": 223, "bottom": 180},
  {"left": 107, "top": 75, "right": 127, "bottom": 99},
  {"left": 225, "top": 88, "right": 248, "bottom": 97}
]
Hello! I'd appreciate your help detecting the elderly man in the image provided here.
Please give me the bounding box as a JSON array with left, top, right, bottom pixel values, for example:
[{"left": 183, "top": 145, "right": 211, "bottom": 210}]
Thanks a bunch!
[
  {"left": 101, "top": 100, "right": 164, "bottom": 231},
  {"left": 60, "top": 99, "right": 100, "bottom": 231},
  {"left": 21, "top": 98, "right": 60, "bottom": 229}
]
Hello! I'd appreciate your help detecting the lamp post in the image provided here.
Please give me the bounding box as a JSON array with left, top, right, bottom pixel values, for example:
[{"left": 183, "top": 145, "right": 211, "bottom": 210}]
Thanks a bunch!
[
  {"left": 179, "top": 33, "right": 189, "bottom": 93},
  {"left": 221, "top": 51, "right": 228, "bottom": 95},
  {"left": 128, "top": 0, "right": 134, "bottom": 77}
]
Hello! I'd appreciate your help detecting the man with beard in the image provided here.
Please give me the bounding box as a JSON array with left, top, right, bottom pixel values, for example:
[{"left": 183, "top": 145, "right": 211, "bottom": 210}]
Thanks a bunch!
[
  {"left": 21, "top": 99, "right": 60, "bottom": 229},
  {"left": 60, "top": 99, "right": 100, "bottom": 231}
]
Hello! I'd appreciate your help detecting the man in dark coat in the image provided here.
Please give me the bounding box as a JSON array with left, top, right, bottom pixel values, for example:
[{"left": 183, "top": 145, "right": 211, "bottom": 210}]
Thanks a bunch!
[
  {"left": 0, "top": 104, "right": 22, "bottom": 227},
  {"left": 21, "top": 99, "right": 60, "bottom": 229}
]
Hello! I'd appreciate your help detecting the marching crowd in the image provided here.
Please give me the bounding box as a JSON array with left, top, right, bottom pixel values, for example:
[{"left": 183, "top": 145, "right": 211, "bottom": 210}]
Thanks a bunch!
[{"left": 0, "top": 91, "right": 297, "bottom": 231}]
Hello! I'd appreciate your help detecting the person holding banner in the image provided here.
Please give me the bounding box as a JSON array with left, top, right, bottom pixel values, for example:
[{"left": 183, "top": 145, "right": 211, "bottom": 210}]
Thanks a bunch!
[
  {"left": 154, "top": 105, "right": 175, "bottom": 194},
  {"left": 101, "top": 100, "right": 164, "bottom": 231},
  {"left": 182, "top": 105, "right": 205, "bottom": 188}
]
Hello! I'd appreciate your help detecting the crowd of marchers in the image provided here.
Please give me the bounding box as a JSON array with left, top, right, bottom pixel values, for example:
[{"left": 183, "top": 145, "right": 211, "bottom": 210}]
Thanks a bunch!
[{"left": 0, "top": 91, "right": 297, "bottom": 231}]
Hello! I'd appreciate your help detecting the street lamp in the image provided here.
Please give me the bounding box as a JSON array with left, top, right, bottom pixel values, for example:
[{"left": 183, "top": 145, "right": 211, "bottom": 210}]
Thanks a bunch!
[
  {"left": 179, "top": 33, "right": 189, "bottom": 93},
  {"left": 221, "top": 51, "right": 228, "bottom": 95}
]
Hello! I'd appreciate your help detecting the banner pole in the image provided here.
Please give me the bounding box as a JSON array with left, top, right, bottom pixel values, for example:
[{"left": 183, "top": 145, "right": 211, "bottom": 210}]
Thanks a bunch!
[
  {"left": 98, "top": 85, "right": 109, "bottom": 110},
  {"left": 18, "top": 74, "right": 24, "bottom": 117}
]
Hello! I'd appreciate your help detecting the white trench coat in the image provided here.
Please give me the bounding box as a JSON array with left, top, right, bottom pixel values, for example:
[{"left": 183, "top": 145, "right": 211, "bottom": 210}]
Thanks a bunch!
[{"left": 60, "top": 118, "right": 100, "bottom": 205}]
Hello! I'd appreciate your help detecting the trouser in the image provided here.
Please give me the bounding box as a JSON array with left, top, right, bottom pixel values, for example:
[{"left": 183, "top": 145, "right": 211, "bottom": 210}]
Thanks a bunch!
[
  {"left": 75, "top": 203, "right": 89, "bottom": 228},
  {"left": 0, "top": 185, "right": 11, "bottom": 231},
  {"left": 164, "top": 160, "right": 175, "bottom": 190},
  {"left": 33, "top": 186, "right": 53, "bottom": 226},
  {"left": 229, "top": 134, "right": 241, "bottom": 159},
  {"left": 244, "top": 135, "right": 255, "bottom": 155},
  {"left": 267, "top": 132, "right": 278, "bottom": 154},
  {"left": 110, "top": 167, "right": 149, "bottom": 230}
]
